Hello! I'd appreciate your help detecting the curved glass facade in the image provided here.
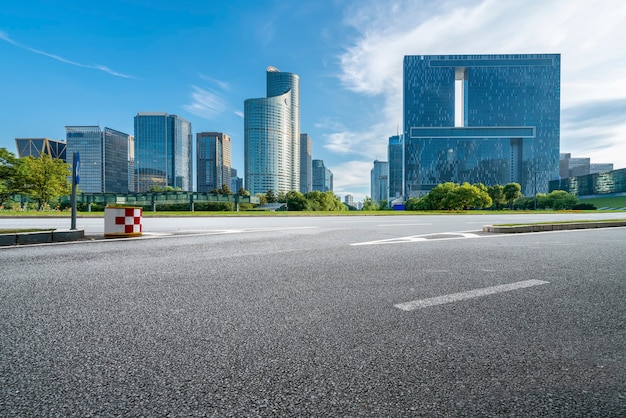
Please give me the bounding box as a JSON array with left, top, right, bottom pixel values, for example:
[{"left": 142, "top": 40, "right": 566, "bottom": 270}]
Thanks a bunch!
[
  {"left": 404, "top": 54, "right": 560, "bottom": 197},
  {"left": 244, "top": 67, "right": 300, "bottom": 195}
]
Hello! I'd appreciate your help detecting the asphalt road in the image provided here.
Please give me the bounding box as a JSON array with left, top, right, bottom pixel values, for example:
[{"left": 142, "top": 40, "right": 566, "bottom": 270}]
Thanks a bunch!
[{"left": 1, "top": 215, "right": 625, "bottom": 416}]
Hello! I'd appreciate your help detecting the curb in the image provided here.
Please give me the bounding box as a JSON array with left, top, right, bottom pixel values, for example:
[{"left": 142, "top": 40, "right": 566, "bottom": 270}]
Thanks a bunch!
[
  {"left": 0, "top": 229, "right": 85, "bottom": 246},
  {"left": 483, "top": 221, "right": 626, "bottom": 233}
]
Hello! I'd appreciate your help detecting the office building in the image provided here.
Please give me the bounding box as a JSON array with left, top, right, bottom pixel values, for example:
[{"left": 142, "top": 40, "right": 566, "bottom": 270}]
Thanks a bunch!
[
  {"left": 197, "top": 132, "right": 231, "bottom": 192},
  {"left": 560, "top": 153, "right": 614, "bottom": 178},
  {"left": 65, "top": 126, "right": 131, "bottom": 193},
  {"left": 134, "top": 112, "right": 192, "bottom": 192},
  {"left": 388, "top": 135, "right": 403, "bottom": 202},
  {"left": 312, "top": 159, "right": 332, "bottom": 192},
  {"left": 371, "top": 160, "right": 389, "bottom": 206},
  {"left": 15, "top": 138, "right": 67, "bottom": 161},
  {"left": 550, "top": 168, "right": 626, "bottom": 196},
  {"left": 244, "top": 66, "right": 300, "bottom": 195},
  {"left": 300, "top": 133, "right": 312, "bottom": 193},
  {"left": 230, "top": 168, "right": 243, "bottom": 194},
  {"left": 344, "top": 194, "right": 354, "bottom": 207},
  {"left": 404, "top": 54, "right": 560, "bottom": 197}
]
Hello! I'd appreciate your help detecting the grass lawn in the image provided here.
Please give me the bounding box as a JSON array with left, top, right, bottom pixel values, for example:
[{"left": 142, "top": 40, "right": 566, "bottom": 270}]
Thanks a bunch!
[{"left": 579, "top": 195, "right": 626, "bottom": 209}]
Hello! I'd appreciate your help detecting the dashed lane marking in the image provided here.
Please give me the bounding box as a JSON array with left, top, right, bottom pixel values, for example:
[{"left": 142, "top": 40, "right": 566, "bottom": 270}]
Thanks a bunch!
[{"left": 395, "top": 279, "right": 550, "bottom": 311}]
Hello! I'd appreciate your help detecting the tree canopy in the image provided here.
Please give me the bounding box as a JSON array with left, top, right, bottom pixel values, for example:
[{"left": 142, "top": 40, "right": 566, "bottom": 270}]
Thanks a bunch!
[{"left": 17, "top": 154, "right": 71, "bottom": 210}]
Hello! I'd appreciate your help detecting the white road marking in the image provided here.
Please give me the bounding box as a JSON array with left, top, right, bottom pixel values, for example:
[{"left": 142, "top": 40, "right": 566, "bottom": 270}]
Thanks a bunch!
[
  {"left": 352, "top": 231, "right": 481, "bottom": 246},
  {"left": 394, "top": 279, "right": 549, "bottom": 311},
  {"left": 377, "top": 223, "right": 432, "bottom": 227}
]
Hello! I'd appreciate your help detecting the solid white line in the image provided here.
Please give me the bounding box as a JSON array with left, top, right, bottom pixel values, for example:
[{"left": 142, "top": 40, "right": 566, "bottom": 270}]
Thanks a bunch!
[{"left": 394, "top": 279, "right": 549, "bottom": 311}]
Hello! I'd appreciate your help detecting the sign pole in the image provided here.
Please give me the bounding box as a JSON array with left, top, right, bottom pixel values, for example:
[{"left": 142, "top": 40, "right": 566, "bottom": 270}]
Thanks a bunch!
[{"left": 71, "top": 152, "right": 80, "bottom": 230}]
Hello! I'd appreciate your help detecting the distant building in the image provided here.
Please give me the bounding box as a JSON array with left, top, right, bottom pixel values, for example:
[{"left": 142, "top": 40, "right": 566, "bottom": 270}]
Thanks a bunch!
[
  {"left": 312, "top": 159, "right": 332, "bottom": 192},
  {"left": 244, "top": 66, "right": 300, "bottom": 195},
  {"left": 388, "top": 135, "right": 403, "bottom": 201},
  {"left": 230, "top": 168, "right": 243, "bottom": 193},
  {"left": 404, "top": 54, "right": 561, "bottom": 197},
  {"left": 560, "top": 153, "right": 614, "bottom": 178},
  {"left": 550, "top": 168, "right": 626, "bottom": 196},
  {"left": 134, "top": 112, "right": 192, "bottom": 192},
  {"left": 590, "top": 163, "right": 613, "bottom": 174},
  {"left": 15, "top": 138, "right": 67, "bottom": 161},
  {"left": 300, "top": 133, "right": 313, "bottom": 193},
  {"left": 65, "top": 126, "right": 131, "bottom": 193},
  {"left": 197, "top": 132, "right": 231, "bottom": 192},
  {"left": 371, "top": 160, "right": 389, "bottom": 206},
  {"left": 344, "top": 194, "right": 354, "bottom": 207}
]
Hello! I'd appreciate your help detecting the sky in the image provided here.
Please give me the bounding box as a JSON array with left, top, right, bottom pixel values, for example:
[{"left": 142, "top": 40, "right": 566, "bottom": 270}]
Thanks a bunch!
[{"left": 2, "top": 0, "right": 626, "bottom": 201}]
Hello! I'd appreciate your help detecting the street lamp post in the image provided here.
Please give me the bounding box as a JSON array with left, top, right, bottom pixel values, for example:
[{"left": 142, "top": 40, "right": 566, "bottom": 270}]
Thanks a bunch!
[{"left": 534, "top": 171, "right": 538, "bottom": 210}]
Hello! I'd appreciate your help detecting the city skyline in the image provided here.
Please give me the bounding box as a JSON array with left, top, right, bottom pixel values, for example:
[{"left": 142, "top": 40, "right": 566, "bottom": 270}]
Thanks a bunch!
[{"left": 2, "top": 0, "right": 626, "bottom": 200}]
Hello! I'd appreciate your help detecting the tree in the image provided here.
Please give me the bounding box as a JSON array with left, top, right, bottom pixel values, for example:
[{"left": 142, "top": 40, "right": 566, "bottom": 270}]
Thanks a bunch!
[
  {"left": 487, "top": 185, "right": 505, "bottom": 210},
  {"left": 219, "top": 184, "right": 232, "bottom": 195},
  {"left": 305, "top": 190, "right": 345, "bottom": 211},
  {"left": 0, "top": 148, "right": 21, "bottom": 207},
  {"left": 547, "top": 190, "right": 578, "bottom": 210},
  {"left": 266, "top": 189, "right": 277, "bottom": 203},
  {"left": 238, "top": 188, "right": 250, "bottom": 196},
  {"left": 18, "top": 155, "right": 71, "bottom": 210},
  {"left": 285, "top": 190, "right": 307, "bottom": 211},
  {"left": 361, "top": 196, "right": 378, "bottom": 211},
  {"left": 503, "top": 182, "right": 522, "bottom": 209}
]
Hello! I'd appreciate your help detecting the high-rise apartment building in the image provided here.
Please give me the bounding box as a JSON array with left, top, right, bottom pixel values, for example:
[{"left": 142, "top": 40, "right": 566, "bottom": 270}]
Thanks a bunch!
[
  {"left": 134, "top": 112, "right": 192, "bottom": 192},
  {"left": 197, "top": 132, "right": 232, "bottom": 192},
  {"left": 403, "top": 54, "right": 560, "bottom": 197},
  {"left": 388, "top": 135, "right": 403, "bottom": 202},
  {"left": 65, "top": 126, "right": 131, "bottom": 193},
  {"left": 300, "top": 133, "right": 312, "bottom": 193},
  {"left": 244, "top": 66, "right": 300, "bottom": 195},
  {"left": 312, "top": 159, "right": 332, "bottom": 192},
  {"left": 15, "top": 138, "right": 67, "bottom": 161},
  {"left": 371, "top": 160, "right": 389, "bottom": 206}
]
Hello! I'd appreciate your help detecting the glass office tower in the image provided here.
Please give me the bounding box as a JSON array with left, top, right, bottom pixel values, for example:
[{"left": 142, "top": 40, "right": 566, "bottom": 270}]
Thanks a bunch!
[
  {"left": 244, "top": 66, "right": 300, "bottom": 195},
  {"left": 65, "top": 126, "right": 131, "bottom": 193},
  {"left": 134, "top": 112, "right": 192, "bottom": 192},
  {"left": 371, "top": 160, "right": 389, "bottom": 206},
  {"left": 403, "top": 54, "right": 560, "bottom": 197},
  {"left": 197, "top": 132, "right": 232, "bottom": 192},
  {"left": 300, "top": 133, "right": 312, "bottom": 193},
  {"left": 388, "top": 135, "right": 403, "bottom": 202}
]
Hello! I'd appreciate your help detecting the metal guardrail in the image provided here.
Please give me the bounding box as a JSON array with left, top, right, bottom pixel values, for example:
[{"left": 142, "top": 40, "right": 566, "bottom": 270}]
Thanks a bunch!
[{"left": 75, "top": 192, "right": 260, "bottom": 212}]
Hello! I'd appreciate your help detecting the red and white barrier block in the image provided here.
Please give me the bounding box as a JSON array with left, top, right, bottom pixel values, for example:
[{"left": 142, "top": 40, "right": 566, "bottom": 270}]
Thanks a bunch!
[{"left": 104, "top": 207, "right": 143, "bottom": 237}]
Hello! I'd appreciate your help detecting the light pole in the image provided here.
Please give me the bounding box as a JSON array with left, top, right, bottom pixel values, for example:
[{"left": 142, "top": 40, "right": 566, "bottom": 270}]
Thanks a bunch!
[{"left": 534, "top": 171, "right": 538, "bottom": 210}]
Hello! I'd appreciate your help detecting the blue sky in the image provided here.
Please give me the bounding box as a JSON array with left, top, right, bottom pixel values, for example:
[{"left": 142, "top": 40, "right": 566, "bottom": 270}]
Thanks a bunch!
[{"left": 2, "top": 0, "right": 626, "bottom": 201}]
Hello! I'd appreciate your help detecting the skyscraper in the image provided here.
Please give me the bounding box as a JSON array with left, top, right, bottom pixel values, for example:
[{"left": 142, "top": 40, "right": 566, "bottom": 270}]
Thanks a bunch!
[
  {"left": 65, "top": 126, "right": 131, "bottom": 193},
  {"left": 371, "top": 160, "right": 389, "bottom": 206},
  {"left": 300, "top": 133, "right": 312, "bottom": 193},
  {"left": 312, "top": 159, "right": 332, "bottom": 192},
  {"left": 403, "top": 54, "right": 560, "bottom": 197},
  {"left": 388, "top": 135, "right": 403, "bottom": 202},
  {"left": 134, "top": 112, "right": 192, "bottom": 192},
  {"left": 244, "top": 66, "right": 300, "bottom": 195},
  {"left": 197, "top": 132, "right": 232, "bottom": 192}
]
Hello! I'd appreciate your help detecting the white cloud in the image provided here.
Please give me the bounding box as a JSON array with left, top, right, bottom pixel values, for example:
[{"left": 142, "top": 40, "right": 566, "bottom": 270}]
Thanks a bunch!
[
  {"left": 329, "top": 160, "right": 374, "bottom": 200},
  {"left": 329, "top": 0, "right": 626, "bottom": 197},
  {"left": 183, "top": 86, "right": 228, "bottom": 120},
  {"left": 0, "top": 31, "right": 135, "bottom": 78}
]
